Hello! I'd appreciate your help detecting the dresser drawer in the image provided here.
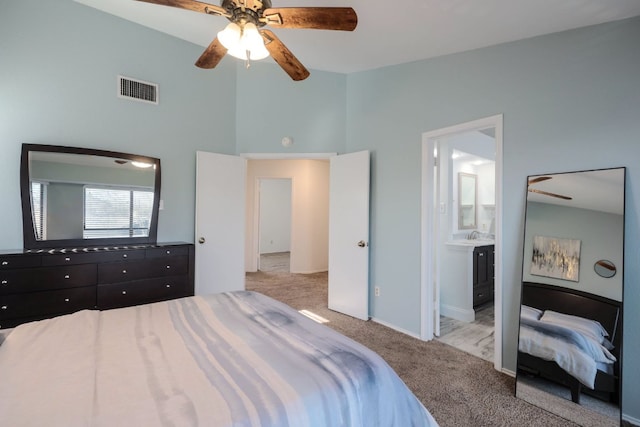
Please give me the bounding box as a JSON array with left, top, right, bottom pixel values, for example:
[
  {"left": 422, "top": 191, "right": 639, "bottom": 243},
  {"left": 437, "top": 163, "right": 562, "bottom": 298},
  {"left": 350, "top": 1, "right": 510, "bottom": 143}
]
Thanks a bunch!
[
  {"left": 473, "top": 283, "right": 494, "bottom": 307},
  {"left": 0, "top": 264, "right": 97, "bottom": 295},
  {"left": 146, "top": 246, "right": 189, "bottom": 259},
  {"left": 0, "top": 254, "right": 41, "bottom": 270},
  {"left": 41, "top": 249, "right": 145, "bottom": 266},
  {"left": 0, "top": 286, "right": 96, "bottom": 320},
  {"left": 97, "top": 276, "right": 189, "bottom": 310},
  {"left": 98, "top": 256, "right": 189, "bottom": 284}
]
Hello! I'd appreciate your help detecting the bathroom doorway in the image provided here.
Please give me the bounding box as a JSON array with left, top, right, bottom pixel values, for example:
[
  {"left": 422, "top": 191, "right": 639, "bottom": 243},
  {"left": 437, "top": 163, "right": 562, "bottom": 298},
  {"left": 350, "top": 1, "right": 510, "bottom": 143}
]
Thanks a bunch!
[{"left": 421, "top": 115, "right": 503, "bottom": 371}]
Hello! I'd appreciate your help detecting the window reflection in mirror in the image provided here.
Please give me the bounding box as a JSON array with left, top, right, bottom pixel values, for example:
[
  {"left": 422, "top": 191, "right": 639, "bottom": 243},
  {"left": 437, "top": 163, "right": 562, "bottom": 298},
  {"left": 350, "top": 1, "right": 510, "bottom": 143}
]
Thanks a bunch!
[
  {"left": 458, "top": 172, "right": 477, "bottom": 230},
  {"left": 21, "top": 144, "right": 161, "bottom": 249}
]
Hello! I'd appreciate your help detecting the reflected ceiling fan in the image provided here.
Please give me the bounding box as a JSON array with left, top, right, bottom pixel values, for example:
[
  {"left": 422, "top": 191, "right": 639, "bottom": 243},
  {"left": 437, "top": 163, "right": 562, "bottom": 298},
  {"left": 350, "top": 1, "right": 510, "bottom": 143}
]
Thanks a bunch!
[
  {"left": 135, "top": 0, "right": 358, "bottom": 81},
  {"left": 527, "top": 176, "right": 573, "bottom": 200}
]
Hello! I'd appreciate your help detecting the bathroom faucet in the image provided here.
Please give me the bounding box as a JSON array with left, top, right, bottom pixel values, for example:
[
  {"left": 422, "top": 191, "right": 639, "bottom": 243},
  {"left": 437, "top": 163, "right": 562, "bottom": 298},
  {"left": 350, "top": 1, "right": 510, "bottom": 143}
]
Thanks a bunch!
[{"left": 468, "top": 231, "right": 480, "bottom": 240}]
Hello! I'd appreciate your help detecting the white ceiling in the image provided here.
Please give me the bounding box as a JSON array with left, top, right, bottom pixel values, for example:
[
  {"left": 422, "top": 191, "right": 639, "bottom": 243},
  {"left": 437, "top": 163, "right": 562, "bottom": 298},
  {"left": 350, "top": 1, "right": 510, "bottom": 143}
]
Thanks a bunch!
[
  {"left": 74, "top": 0, "right": 640, "bottom": 74},
  {"left": 527, "top": 169, "right": 625, "bottom": 215}
]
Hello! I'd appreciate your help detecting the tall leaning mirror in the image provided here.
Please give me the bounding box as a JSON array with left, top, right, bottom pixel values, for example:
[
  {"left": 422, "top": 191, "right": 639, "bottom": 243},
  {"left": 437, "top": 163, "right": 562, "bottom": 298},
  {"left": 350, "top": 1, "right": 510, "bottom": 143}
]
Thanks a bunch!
[{"left": 515, "top": 167, "right": 625, "bottom": 426}]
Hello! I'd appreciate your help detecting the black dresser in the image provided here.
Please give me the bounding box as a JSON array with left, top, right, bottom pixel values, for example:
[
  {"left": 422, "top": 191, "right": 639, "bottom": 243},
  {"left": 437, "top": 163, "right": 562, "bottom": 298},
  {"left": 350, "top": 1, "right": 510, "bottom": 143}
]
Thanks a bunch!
[{"left": 0, "top": 242, "right": 194, "bottom": 329}]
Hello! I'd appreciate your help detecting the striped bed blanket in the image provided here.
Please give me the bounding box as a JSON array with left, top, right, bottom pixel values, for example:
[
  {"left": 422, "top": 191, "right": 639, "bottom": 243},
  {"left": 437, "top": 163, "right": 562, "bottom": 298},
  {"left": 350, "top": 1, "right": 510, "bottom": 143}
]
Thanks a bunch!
[
  {"left": 518, "top": 317, "right": 616, "bottom": 389},
  {"left": 0, "top": 291, "right": 437, "bottom": 426}
]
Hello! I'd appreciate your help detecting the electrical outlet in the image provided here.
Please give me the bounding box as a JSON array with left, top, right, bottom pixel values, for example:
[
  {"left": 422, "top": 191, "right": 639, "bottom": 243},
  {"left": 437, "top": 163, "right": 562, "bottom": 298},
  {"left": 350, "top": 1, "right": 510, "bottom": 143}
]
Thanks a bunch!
[{"left": 374, "top": 286, "right": 380, "bottom": 297}]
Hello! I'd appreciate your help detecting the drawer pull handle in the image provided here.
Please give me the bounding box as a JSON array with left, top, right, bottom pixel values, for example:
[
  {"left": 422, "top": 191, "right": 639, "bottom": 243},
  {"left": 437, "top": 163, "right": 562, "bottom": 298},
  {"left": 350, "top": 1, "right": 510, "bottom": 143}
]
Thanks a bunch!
[
  {"left": 64, "top": 298, "right": 70, "bottom": 302},
  {"left": 64, "top": 275, "right": 70, "bottom": 279},
  {"left": 65, "top": 257, "right": 71, "bottom": 262},
  {"left": 123, "top": 254, "right": 128, "bottom": 258},
  {"left": 122, "top": 270, "right": 127, "bottom": 274},
  {"left": 166, "top": 265, "right": 171, "bottom": 269},
  {"left": 478, "top": 253, "right": 484, "bottom": 257},
  {"left": 1, "top": 261, "right": 8, "bottom": 266},
  {"left": 166, "top": 284, "right": 171, "bottom": 288},
  {"left": 478, "top": 293, "right": 484, "bottom": 297},
  {"left": 1, "top": 280, "right": 7, "bottom": 285},
  {"left": 166, "top": 250, "right": 171, "bottom": 254},
  {"left": 1, "top": 305, "right": 7, "bottom": 310},
  {"left": 122, "top": 290, "right": 127, "bottom": 295}
]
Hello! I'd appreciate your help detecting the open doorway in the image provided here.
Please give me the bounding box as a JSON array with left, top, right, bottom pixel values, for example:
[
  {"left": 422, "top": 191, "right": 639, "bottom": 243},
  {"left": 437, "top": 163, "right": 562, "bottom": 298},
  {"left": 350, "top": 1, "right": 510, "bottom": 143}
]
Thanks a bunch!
[
  {"left": 421, "top": 115, "right": 503, "bottom": 371},
  {"left": 257, "top": 178, "right": 292, "bottom": 273},
  {"left": 245, "top": 158, "right": 330, "bottom": 275}
]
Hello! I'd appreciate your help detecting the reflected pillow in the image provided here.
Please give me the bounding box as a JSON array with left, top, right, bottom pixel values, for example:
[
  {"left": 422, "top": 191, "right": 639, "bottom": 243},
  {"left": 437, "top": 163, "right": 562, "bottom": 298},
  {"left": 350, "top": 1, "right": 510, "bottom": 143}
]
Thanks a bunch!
[
  {"left": 540, "top": 310, "right": 609, "bottom": 343},
  {"left": 520, "top": 305, "right": 543, "bottom": 321}
]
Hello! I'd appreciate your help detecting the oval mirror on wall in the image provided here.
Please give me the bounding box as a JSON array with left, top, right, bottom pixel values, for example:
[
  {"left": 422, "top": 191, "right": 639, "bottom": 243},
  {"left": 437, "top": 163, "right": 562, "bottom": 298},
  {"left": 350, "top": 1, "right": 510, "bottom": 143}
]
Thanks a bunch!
[
  {"left": 594, "top": 260, "right": 617, "bottom": 278},
  {"left": 515, "top": 167, "right": 625, "bottom": 426}
]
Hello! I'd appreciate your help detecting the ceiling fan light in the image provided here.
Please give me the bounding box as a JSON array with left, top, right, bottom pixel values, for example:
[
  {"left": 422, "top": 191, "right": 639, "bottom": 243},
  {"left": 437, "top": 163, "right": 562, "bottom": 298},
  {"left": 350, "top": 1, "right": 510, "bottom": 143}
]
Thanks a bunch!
[{"left": 218, "top": 22, "right": 241, "bottom": 51}]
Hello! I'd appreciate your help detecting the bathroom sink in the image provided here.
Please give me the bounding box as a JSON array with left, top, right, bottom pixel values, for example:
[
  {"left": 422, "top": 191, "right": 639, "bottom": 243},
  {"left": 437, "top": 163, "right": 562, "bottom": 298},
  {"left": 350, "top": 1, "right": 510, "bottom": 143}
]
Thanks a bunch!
[{"left": 448, "top": 239, "right": 495, "bottom": 247}]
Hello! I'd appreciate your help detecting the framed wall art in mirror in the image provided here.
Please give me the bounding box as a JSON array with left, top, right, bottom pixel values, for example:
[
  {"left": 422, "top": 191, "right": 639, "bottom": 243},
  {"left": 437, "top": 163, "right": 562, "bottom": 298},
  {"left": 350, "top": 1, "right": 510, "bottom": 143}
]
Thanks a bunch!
[
  {"left": 20, "top": 143, "right": 161, "bottom": 249},
  {"left": 515, "top": 167, "right": 625, "bottom": 426}
]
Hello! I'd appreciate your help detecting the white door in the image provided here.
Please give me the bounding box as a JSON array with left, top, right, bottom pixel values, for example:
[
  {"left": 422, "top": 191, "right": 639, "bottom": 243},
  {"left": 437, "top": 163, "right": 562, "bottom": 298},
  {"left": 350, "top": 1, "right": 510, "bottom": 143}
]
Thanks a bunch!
[
  {"left": 328, "top": 151, "right": 370, "bottom": 320},
  {"left": 195, "top": 151, "right": 246, "bottom": 295}
]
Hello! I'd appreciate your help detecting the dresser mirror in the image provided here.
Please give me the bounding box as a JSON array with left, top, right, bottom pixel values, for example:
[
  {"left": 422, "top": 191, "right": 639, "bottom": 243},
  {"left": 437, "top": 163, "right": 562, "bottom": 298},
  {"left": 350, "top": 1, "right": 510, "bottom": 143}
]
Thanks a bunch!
[
  {"left": 20, "top": 144, "right": 161, "bottom": 249},
  {"left": 515, "top": 167, "right": 625, "bottom": 426}
]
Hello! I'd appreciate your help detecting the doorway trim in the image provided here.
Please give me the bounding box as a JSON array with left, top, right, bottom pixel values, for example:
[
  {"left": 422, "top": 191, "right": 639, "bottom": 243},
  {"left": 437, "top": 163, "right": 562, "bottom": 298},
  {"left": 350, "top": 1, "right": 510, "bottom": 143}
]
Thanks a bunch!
[
  {"left": 420, "top": 114, "right": 504, "bottom": 372},
  {"left": 241, "top": 152, "right": 336, "bottom": 273}
]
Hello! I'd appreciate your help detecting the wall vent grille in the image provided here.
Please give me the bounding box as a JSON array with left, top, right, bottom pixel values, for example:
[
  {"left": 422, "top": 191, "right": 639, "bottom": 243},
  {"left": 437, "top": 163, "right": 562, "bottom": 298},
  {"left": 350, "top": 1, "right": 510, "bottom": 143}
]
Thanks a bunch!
[{"left": 118, "top": 75, "right": 158, "bottom": 104}]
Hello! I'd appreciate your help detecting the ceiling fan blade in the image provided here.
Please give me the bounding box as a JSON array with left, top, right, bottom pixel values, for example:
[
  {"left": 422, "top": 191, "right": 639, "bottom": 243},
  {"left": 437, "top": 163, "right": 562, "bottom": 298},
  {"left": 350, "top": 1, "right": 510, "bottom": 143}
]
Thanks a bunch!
[
  {"left": 135, "top": 0, "right": 228, "bottom": 17},
  {"left": 528, "top": 176, "right": 552, "bottom": 186},
  {"left": 195, "top": 38, "right": 228, "bottom": 69},
  {"left": 261, "top": 30, "right": 310, "bottom": 81},
  {"left": 528, "top": 188, "right": 573, "bottom": 200},
  {"left": 263, "top": 7, "right": 357, "bottom": 31}
]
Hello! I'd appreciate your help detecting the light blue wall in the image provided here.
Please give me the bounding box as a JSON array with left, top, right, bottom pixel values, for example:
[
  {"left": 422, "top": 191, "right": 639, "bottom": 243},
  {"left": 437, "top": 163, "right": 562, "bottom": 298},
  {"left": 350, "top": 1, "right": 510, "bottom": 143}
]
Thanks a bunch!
[
  {"left": 346, "top": 17, "right": 640, "bottom": 420},
  {"left": 0, "top": 0, "right": 237, "bottom": 248},
  {"left": 234, "top": 62, "right": 347, "bottom": 154},
  {"left": 523, "top": 202, "right": 623, "bottom": 301}
]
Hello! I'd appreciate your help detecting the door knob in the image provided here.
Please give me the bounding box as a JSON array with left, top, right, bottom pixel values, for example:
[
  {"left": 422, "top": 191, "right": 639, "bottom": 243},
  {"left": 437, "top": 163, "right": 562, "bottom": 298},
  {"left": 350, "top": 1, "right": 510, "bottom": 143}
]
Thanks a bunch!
[
  {"left": 198, "top": 237, "right": 206, "bottom": 244},
  {"left": 357, "top": 240, "right": 367, "bottom": 248}
]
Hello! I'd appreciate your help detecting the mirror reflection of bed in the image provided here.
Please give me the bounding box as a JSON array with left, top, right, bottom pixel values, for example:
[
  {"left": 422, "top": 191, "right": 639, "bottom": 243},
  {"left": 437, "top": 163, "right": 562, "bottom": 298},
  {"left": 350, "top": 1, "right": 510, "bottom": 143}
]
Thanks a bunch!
[{"left": 515, "top": 167, "right": 625, "bottom": 426}]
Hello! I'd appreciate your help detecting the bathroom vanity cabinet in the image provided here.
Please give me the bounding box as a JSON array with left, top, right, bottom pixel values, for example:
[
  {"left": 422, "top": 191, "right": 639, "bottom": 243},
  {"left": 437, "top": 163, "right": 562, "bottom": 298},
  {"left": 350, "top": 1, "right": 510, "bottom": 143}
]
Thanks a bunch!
[
  {"left": 441, "top": 241, "right": 495, "bottom": 322},
  {"left": 472, "top": 245, "right": 495, "bottom": 307}
]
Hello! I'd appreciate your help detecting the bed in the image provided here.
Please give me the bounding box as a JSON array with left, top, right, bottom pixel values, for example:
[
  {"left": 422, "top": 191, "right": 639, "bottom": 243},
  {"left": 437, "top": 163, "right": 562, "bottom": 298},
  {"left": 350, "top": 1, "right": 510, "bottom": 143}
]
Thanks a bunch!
[
  {"left": 517, "top": 282, "right": 621, "bottom": 405},
  {"left": 0, "top": 290, "right": 438, "bottom": 426}
]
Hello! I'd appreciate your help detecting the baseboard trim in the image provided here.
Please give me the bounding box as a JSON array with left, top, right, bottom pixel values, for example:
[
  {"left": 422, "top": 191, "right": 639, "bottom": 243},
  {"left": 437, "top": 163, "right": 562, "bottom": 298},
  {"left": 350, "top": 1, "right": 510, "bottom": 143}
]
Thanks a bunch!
[
  {"left": 623, "top": 414, "right": 640, "bottom": 426},
  {"left": 370, "top": 317, "right": 421, "bottom": 340},
  {"left": 441, "top": 304, "right": 475, "bottom": 322},
  {"left": 502, "top": 368, "right": 516, "bottom": 378},
  {"left": 290, "top": 269, "right": 328, "bottom": 274}
]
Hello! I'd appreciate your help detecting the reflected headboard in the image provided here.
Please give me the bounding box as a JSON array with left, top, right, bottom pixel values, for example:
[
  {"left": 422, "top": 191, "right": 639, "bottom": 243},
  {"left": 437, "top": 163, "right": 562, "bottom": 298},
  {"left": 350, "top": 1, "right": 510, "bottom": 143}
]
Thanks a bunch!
[{"left": 521, "top": 282, "right": 622, "bottom": 354}]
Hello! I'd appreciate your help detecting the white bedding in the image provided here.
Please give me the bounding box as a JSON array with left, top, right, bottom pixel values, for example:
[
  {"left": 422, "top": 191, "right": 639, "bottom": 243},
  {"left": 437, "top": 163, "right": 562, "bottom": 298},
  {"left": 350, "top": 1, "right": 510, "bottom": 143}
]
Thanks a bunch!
[
  {"left": 0, "top": 291, "right": 438, "bottom": 427},
  {"left": 518, "top": 317, "right": 616, "bottom": 389}
]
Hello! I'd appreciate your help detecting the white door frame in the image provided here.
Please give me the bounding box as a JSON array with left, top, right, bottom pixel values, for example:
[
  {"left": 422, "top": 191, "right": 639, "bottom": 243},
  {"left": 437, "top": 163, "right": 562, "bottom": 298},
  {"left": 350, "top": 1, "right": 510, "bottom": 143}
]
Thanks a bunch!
[
  {"left": 420, "top": 115, "right": 504, "bottom": 372},
  {"left": 242, "top": 153, "right": 337, "bottom": 273}
]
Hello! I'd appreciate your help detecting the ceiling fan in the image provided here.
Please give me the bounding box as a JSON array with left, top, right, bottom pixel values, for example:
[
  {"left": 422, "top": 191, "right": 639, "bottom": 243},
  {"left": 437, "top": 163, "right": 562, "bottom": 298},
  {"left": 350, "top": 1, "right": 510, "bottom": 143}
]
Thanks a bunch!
[
  {"left": 135, "top": 0, "right": 358, "bottom": 81},
  {"left": 527, "top": 176, "right": 573, "bottom": 200}
]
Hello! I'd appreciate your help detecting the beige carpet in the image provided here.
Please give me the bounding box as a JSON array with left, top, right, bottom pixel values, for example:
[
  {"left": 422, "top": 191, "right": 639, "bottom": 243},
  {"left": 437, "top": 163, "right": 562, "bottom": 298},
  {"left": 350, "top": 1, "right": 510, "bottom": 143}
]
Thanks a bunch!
[{"left": 245, "top": 269, "right": 601, "bottom": 427}]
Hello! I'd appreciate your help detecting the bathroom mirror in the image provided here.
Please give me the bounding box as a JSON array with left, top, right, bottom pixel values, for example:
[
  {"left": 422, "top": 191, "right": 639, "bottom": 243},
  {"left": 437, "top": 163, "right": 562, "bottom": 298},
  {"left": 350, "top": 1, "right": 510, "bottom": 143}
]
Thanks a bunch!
[
  {"left": 516, "top": 167, "right": 625, "bottom": 426},
  {"left": 458, "top": 172, "right": 477, "bottom": 229}
]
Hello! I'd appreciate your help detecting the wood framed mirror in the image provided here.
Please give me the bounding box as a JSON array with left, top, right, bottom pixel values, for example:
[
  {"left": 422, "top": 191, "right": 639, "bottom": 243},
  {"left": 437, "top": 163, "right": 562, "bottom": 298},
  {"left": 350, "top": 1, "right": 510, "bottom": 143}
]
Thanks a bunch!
[{"left": 515, "top": 167, "right": 625, "bottom": 426}]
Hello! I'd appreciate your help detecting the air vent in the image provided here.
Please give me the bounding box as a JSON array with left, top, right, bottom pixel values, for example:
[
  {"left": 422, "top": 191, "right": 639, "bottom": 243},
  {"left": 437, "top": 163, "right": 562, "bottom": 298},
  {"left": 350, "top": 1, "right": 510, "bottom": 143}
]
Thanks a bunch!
[{"left": 118, "top": 75, "right": 158, "bottom": 104}]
